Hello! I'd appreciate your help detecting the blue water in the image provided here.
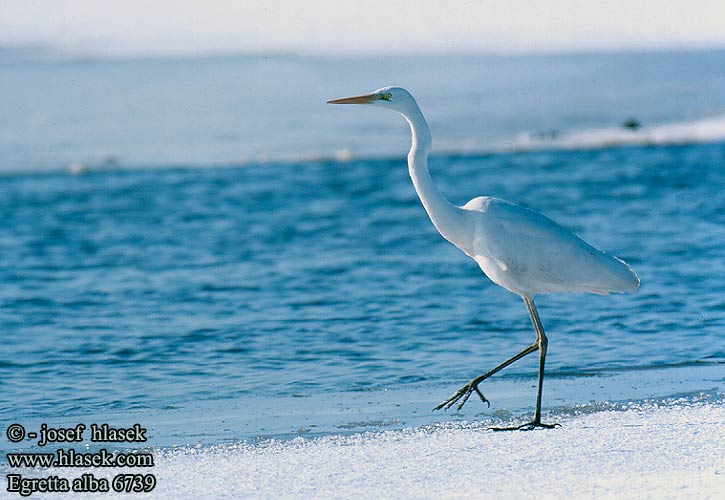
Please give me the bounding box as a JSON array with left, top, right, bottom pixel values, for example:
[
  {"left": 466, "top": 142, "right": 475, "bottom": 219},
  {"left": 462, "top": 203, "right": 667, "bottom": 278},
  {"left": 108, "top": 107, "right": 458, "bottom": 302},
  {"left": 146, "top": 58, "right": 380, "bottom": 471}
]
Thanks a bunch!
[
  {"left": 2, "top": 50, "right": 725, "bottom": 170},
  {"left": 1, "top": 50, "right": 724, "bottom": 445}
]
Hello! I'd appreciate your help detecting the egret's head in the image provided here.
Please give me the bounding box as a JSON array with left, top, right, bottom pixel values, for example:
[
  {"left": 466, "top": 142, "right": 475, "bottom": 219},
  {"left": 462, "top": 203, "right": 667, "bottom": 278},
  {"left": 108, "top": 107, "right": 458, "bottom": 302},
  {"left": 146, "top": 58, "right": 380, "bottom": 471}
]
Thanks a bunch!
[{"left": 327, "top": 86, "right": 417, "bottom": 114}]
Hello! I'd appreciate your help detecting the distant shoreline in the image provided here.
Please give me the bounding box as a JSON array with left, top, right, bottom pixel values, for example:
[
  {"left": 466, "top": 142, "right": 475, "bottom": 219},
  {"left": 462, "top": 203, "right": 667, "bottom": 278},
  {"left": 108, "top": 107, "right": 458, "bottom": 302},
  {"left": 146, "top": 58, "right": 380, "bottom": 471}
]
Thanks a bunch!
[{"left": 3, "top": 44, "right": 725, "bottom": 64}]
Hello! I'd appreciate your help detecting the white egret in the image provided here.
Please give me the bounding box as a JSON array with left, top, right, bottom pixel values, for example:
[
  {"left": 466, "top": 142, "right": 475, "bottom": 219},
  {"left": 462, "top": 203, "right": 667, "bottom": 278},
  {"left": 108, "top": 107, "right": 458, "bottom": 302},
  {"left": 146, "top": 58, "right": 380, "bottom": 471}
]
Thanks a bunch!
[{"left": 328, "top": 87, "right": 639, "bottom": 430}]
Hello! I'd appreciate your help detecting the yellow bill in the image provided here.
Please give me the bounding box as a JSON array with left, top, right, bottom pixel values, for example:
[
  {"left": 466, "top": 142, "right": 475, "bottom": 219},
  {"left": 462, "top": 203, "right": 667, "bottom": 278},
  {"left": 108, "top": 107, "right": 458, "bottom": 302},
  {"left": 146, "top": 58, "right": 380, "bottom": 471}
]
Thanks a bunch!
[{"left": 327, "top": 93, "right": 382, "bottom": 105}]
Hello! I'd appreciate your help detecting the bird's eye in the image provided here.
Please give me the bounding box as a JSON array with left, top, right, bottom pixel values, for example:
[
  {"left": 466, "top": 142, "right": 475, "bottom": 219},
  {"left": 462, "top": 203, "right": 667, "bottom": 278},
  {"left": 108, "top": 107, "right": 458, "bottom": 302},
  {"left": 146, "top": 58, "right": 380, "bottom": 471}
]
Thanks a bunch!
[{"left": 383, "top": 92, "right": 393, "bottom": 101}]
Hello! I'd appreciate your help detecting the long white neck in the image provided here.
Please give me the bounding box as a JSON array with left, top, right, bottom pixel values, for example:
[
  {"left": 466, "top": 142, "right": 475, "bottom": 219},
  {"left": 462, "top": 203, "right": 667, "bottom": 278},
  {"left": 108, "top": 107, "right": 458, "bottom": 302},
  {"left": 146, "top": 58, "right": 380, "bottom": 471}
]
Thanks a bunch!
[{"left": 401, "top": 105, "right": 472, "bottom": 254}]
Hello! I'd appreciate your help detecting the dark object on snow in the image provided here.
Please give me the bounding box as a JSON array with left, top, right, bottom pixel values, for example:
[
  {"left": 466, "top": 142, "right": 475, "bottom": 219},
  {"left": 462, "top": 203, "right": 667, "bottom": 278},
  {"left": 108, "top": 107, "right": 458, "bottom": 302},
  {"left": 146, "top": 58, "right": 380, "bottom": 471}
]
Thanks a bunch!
[{"left": 622, "top": 118, "right": 641, "bottom": 130}]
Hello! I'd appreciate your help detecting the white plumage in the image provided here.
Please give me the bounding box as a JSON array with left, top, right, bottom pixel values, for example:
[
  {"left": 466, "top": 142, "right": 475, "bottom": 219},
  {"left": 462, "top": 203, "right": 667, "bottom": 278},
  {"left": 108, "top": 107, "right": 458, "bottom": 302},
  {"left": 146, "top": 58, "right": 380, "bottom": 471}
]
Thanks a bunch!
[
  {"left": 461, "top": 196, "right": 639, "bottom": 297},
  {"left": 328, "top": 86, "right": 638, "bottom": 429}
]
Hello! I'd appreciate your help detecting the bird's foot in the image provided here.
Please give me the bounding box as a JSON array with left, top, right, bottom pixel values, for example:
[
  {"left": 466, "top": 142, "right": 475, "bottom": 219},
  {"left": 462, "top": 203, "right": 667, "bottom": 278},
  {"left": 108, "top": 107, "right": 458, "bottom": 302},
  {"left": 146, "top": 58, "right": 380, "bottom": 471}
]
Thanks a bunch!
[
  {"left": 433, "top": 379, "right": 490, "bottom": 412},
  {"left": 490, "top": 420, "right": 561, "bottom": 431}
]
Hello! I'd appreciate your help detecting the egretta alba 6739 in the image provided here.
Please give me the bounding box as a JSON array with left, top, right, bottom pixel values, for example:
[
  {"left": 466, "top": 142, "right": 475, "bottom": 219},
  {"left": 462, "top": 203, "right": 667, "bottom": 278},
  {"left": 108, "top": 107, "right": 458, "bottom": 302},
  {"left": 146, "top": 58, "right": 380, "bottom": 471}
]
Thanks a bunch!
[{"left": 328, "top": 87, "right": 639, "bottom": 430}]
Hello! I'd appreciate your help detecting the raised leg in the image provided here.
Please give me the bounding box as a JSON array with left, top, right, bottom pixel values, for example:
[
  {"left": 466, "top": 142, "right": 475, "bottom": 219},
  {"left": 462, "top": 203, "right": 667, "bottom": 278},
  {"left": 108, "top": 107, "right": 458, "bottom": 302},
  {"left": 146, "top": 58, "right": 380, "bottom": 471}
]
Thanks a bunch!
[
  {"left": 434, "top": 297, "right": 559, "bottom": 429},
  {"left": 433, "top": 340, "right": 538, "bottom": 411}
]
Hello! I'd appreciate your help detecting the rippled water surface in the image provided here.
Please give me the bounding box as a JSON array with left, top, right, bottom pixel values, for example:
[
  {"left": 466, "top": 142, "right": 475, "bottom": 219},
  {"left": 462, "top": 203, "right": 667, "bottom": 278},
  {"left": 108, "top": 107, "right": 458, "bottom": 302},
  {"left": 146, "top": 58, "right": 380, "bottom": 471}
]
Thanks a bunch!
[
  {"left": 2, "top": 143, "right": 724, "bottom": 422},
  {"left": 1, "top": 51, "right": 724, "bottom": 443}
]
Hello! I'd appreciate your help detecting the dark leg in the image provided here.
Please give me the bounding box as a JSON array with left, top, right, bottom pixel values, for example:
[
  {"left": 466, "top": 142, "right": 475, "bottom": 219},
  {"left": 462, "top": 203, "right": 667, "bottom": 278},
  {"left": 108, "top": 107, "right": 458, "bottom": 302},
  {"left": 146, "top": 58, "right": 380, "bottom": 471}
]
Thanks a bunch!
[
  {"left": 490, "top": 297, "right": 559, "bottom": 430},
  {"left": 434, "top": 296, "right": 560, "bottom": 429},
  {"left": 433, "top": 340, "right": 539, "bottom": 411}
]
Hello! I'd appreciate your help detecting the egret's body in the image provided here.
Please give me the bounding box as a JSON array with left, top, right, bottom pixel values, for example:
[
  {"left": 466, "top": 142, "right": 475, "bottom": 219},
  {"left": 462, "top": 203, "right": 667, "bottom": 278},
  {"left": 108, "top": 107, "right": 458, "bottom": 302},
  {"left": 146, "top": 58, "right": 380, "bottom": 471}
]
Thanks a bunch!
[{"left": 328, "top": 87, "right": 638, "bottom": 429}]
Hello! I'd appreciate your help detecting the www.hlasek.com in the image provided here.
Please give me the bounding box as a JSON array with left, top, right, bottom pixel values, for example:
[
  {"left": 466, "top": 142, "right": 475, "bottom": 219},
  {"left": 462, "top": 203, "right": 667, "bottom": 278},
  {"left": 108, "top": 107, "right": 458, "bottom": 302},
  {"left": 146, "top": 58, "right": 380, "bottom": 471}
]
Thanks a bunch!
[{"left": 5, "top": 423, "right": 156, "bottom": 497}]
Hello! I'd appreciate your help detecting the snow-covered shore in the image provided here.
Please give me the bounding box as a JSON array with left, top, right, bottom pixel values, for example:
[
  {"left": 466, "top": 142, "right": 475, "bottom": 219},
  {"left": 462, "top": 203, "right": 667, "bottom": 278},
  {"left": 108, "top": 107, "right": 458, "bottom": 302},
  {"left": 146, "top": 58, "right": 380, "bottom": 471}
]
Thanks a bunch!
[{"left": 12, "top": 401, "right": 719, "bottom": 500}]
